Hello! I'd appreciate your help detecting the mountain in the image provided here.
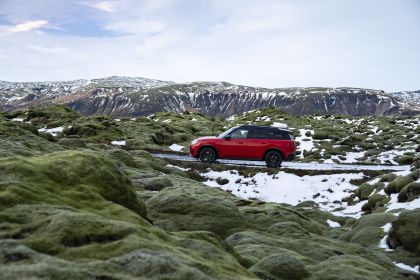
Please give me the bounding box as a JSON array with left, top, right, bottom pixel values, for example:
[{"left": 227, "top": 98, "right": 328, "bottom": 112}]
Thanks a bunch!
[
  {"left": 388, "top": 90, "right": 420, "bottom": 106},
  {"left": 1, "top": 76, "right": 419, "bottom": 117}
]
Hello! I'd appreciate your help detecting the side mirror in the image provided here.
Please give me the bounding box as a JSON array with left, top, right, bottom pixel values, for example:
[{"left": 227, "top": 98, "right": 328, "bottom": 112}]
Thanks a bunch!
[{"left": 224, "top": 136, "right": 231, "bottom": 140}]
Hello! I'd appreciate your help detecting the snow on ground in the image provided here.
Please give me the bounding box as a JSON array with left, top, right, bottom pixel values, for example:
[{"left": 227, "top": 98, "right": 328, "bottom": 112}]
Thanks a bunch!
[
  {"left": 378, "top": 223, "right": 394, "bottom": 252},
  {"left": 295, "top": 129, "right": 314, "bottom": 158},
  {"left": 203, "top": 169, "right": 364, "bottom": 216},
  {"left": 386, "top": 194, "right": 420, "bottom": 212},
  {"left": 162, "top": 119, "right": 172, "bottom": 123},
  {"left": 166, "top": 164, "right": 189, "bottom": 171},
  {"left": 326, "top": 220, "right": 341, "bottom": 228},
  {"left": 200, "top": 166, "right": 416, "bottom": 219},
  {"left": 255, "top": 116, "right": 271, "bottom": 122},
  {"left": 271, "top": 122, "right": 288, "bottom": 128},
  {"left": 169, "top": 144, "right": 184, "bottom": 151},
  {"left": 11, "top": 117, "right": 24, "bottom": 122},
  {"left": 377, "top": 149, "right": 415, "bottom": 165},
  {"left": 111, "top": 140, "right": 126, "bottom": 146},
  {"left": 327, "top": 151, "right": 366, "bottom": 164},
  {"left": 38, "top": 126, "right": 66, "bottom": 137},
  {"left": 394, "top": 262, "right": 419, "bottom": 273}
]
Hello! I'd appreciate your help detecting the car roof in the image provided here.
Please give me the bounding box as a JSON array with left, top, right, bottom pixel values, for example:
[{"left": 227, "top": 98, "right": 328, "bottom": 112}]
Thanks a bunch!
[{"left": 237, "top": 125, "right": 291, "bottom": 133}]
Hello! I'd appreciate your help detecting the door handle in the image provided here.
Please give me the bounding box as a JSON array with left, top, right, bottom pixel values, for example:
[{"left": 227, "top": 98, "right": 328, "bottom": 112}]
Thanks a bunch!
[
  {"left": 238, "top": 142, "right": 243, "bottom": 144},
  {"left": 261, "top": 143, "right": 267, "bottom": 144}
]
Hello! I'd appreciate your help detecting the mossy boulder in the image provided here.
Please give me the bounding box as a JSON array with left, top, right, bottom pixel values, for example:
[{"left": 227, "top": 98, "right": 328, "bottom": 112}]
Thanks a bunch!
[
  {"left": 354, "top": 183, "right": 377, "bottom": 200},
  {"left": 0, "top": 150, "right": 147, "bottom": 219},
  {"left": 58, "top": 137, "right": 86, "bottom": 148},
  {"left": 340, "top": 213, "right": 396, "bottom": 246},
  {"left": 136, "top": 176, "right": 174, "bottom": 191},
  {"left": 146, "top": 184, "right": 246, "bottom": 238},
  {"left": 362, "top": 194, "right": 390, "bottom": 213},
  {"left": 397, "top": 155, "right": 414, "bottom": 165},
  {"left": 249, "top": 254, "right": 309, "bottom": 280},
  {"left": 384, "top": 171, "right": 420, "bottom": 194},
  {"left": 397, "top": 182, "right": 420, "bottom": 202},
  {"left": 0, "top": 153, "right": 256, "bottom": 279},
  {"left": 388, "top": 209, "right": 420, "bottom": 256}
]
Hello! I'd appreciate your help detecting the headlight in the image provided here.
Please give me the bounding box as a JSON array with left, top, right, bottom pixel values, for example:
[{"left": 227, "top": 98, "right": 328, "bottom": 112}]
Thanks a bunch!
[{"left": 191, "top": 139, "right": 198, "bottom": 145}]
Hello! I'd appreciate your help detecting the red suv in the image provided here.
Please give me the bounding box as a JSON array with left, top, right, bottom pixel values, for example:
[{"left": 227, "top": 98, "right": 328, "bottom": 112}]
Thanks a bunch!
[{"left": 190, "top": 125, "right": 295, "bottom": 168}]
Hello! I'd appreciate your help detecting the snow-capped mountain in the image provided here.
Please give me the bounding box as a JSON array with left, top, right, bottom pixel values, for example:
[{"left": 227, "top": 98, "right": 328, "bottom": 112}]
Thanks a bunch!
[
  {"left": 0, "top": 76, "right": 419, "bottom": 117},
  {"left": 388, "top": 90, "right": 420, "bottom": 106}
]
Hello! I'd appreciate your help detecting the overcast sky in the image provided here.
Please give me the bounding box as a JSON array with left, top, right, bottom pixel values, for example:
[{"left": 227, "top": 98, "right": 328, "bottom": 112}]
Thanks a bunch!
[{"left": 0, "top": 0, "right": 419, "bottom": 91}]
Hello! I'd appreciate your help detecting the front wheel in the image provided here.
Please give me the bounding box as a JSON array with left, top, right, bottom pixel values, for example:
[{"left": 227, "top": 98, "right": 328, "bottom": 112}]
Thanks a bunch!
[
  {"left": 265, "top": 151, "right": 283, "bottom": 168},
  {"left": 199, "top": 147, "right": 216, "bottom": 164}
]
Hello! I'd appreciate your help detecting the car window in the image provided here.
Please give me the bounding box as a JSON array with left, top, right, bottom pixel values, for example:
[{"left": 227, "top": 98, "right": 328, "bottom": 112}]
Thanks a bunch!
[
  {"left": 218, "top": 126, "right": 239, "bottom": 138},
  {"left": 247, "top": 127, "right": 292, "bottom": 140},
  {"left": 270, "top": 129, "right": 291, "bottom": 140},
  {"left": 248, "top": 128, "right": 269, "bottom": 139},
  {"left": 230, "top": 129, "right": 249, "bottom": 139}
]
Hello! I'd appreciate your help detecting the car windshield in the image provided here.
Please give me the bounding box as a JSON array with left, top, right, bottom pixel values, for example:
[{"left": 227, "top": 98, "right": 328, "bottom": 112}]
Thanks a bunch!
[{"left": 218, "top": 126, "right": 239, "bottom": 138}]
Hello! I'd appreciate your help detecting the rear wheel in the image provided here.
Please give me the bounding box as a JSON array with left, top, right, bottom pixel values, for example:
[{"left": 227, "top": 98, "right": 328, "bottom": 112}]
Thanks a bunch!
[
  {"left": 265, "top": 151, "right": 283, "bottom": 168},
  {"left": 199, "top": 147, "right": 216, "bottom": 164}
]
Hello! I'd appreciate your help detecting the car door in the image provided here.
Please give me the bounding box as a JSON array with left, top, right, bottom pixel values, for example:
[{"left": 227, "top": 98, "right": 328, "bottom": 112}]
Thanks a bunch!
[
  {"left": 221, "top": 128, "right": 250, "bottom": 159},
  {"left": 246, "top": 127, "right": 270, "bottom": 159}
]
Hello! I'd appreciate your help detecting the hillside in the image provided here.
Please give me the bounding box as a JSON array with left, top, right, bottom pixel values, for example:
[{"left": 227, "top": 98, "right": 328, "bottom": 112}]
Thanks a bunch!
[
  {"left": 1, "top": 76, "right": 419, "bottom": 117},
  {"left": 0, "top": 106, "right": 419, "bottom": 279}
]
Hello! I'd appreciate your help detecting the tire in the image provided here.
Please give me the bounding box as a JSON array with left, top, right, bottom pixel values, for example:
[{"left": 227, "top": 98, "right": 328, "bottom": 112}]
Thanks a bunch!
[
  {"left": 199, "top": 147, "right": 217, "bottom": 164},
  {"left": 265, "top": 150, "right": 283, "bottom": 168}
]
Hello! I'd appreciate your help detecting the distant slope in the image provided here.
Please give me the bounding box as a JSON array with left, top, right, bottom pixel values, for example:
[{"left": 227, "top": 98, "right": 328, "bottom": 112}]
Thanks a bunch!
[
  {"left": 388, "top": 90, "right": 420, "bottom": 106},
  {"left": 0, "top": 76, "right": 419, "bottom": 117}
]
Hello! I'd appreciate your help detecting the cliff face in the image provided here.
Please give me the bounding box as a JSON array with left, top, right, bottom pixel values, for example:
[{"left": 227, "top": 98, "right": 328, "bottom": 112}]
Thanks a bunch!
[{"left": 1, "top": 77, "right": 419, "bottom": 117}]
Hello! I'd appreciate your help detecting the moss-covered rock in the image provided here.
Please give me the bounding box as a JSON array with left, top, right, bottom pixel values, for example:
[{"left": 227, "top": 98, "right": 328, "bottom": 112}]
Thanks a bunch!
[
  {"left": 388, "top": 209, "right": 420, "bottom": 256},
  {"left": 136, "top": 176, "right": 174, "bottom": 191},
  {"left": 249, "top": 254, "right": 309, "bottom": 280},
  {"left": 0, "top": 150, "right": 147, "bottom": 218},
  {"left": 397, "top": 182, "right": 420, "bottom": 202},
  {"left": 340, "top": 213, "right": 396, "bottom": 246},
  {"left": 0, "top": 153, "right": 256, "bottom": 279},
  {"left": 385, "top": 171, "right": 420, "bottom": 194},
  {"left": 146, "top": 183, "right": 246, "bottom": 238},
  {"left": 397, "top": 155, "right": 414, "bottom": 165}
]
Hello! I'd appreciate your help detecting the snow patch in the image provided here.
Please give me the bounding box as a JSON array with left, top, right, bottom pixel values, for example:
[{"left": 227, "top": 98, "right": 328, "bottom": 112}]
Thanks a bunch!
[
  {"left": 38, "top": 126, "right": 66, "bottom": 137},
  {"left": 111, "top": 140, "right": 126, "bottom": 146},
  {"left": 11, "top": 118, "right": 24, "bottom": 122},
  {"left": 394, "top": 262, "right": 419, "bottom": 273},
  {"left": 327, "top": 220, "right": 341, "bottom": 228},
  {"left": 203, "top": 169, "right": 364, "bottom": 217},
  {"left": 169, "top": 144, "right": 184, "bottom": 151}
]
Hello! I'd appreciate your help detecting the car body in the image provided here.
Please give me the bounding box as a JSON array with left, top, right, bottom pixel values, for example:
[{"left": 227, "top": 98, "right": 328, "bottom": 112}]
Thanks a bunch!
[{"left": 189, "top": 125, "right": 295, "bottom": 167}]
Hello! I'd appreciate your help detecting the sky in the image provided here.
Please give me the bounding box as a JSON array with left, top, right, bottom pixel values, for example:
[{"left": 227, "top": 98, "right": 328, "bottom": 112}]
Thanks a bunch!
[{"left": 0, "top": 0, "right": 419, "bottom": 92}]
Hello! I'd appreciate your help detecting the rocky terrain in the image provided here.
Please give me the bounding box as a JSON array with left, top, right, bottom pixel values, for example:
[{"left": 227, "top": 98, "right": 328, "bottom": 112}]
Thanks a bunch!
[
  {"left": 1, "top": 76, "right": 419, "bottom": 117},
  {"left": 0, "top": 106, "right": 419, "bottom": 279}
]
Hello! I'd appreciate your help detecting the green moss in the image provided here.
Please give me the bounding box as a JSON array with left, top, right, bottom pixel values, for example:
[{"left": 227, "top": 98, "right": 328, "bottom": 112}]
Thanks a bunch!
[
  {"left": 0, "top": 150, "right": 147, "bottom": 219},
  {"left": 397, "top": 182, "right": 420, "bottom": 202},
  {"left": 340, "top": 213, "right": 396, "bottom": 246},
  {"left": 397, "top": 155, "right": 414, "bottom": 165},
  {"left": 146, "top": 182, "right": 246, "bottom": 238},
  {"left": 388, "top": 209, "right": 420, "bottom": 256},
  {"left": 249, "top": 254, "right": 309, "bottom": 280}
]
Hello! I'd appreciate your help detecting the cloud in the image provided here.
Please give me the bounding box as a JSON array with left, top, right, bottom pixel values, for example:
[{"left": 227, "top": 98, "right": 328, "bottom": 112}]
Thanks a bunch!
[
  {"left": 8, "top": 20, "right": 48, "bottom": 33},
  {"left": 83, "top": 0, "right": 119, "bottom": 12},
  {"left": 103, "top": 18, "right": 166, "bottom": 35},
  {"left": 0, "top": 0, "right": 419, "bottom": 91}
]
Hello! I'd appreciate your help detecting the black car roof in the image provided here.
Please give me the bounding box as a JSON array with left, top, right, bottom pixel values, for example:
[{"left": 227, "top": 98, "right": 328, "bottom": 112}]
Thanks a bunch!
[{"left": 237, "top": 125, "right": 291, "bottom": 133}]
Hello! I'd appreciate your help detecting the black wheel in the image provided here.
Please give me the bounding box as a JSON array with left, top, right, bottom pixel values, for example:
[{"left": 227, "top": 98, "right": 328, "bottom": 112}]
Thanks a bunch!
[
  {"left": 265, "top": 151, "right": 283, "bottom": 168},
  {"left": 199, "top": 147, "right": 217, "bottom": 163}
]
